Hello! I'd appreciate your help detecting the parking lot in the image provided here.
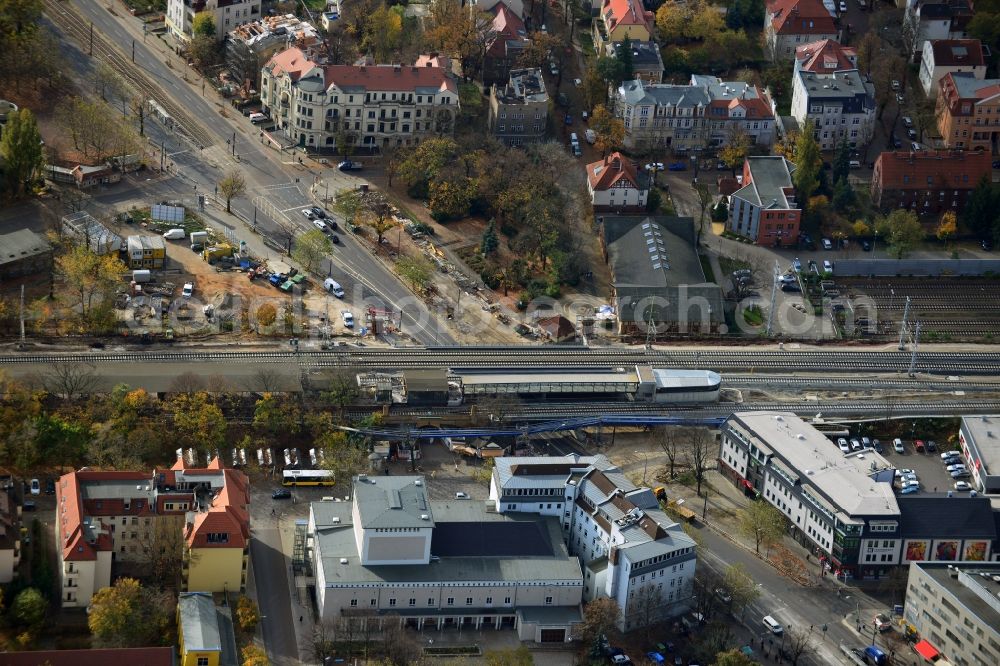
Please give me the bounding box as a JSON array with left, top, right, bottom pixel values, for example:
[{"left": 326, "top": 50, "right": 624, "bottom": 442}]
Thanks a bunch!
[{"left": 829, "top": 429, "right": 966, "bottom": 494}]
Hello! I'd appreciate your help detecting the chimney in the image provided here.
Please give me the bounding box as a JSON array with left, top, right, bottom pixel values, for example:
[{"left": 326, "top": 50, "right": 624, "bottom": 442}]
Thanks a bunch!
[{"left": 393, "top": 64, "right": 401, "bottom": 73}]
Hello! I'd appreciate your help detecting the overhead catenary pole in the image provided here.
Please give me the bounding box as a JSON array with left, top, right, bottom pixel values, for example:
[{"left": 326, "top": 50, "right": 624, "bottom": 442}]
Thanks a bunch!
[
  {"left": 908, "top": 321, "right": 921, "bottom": 376},
  {"left": 766, "top": 260, "right": 780, "bottom": 336},
  {"left": 19, "top": 284, "right": 26, "bottom": 348},
  {"left": 898, "top": 296, "right": 911, "bottom": 350}
]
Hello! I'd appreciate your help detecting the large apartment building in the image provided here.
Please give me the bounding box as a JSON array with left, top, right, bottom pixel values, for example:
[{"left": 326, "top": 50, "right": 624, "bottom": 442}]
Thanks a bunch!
[
  {"left": 56, "top": 457, "right": 250, "bottom": 608},
  {"left": 903, "top": 562, "right": 1000, "bottom": 666},
  {"left": 718, "top": 412, "right": 997, "bottom": 580},
  {"left": 612, "top": 75, "right": 775, "bottom": 152},
  {"left": 488, "top": 68, "right": 549, "bottom": 147},
  {"left": 491, "top": 455, "right": 697, "bottom": 631},
  {"left": 727, "top": 156, "right": 800, "bottom": 246},
  {"left": 260, "top": 48, "right": 459, "bottom": 151},
  {"left": 870, "top": 149, "right": 993, "bottom": 213},
  {"left": 166, "top": 0, "right": 261, "bottom": 42},
  {"left": 919, "top": 39, "right": 988, "bottom": 97},
  {"left": 935, "top": 72, "right": 1000, "bottom": 153},
  {"left": 791, "top": 69, "right": 876, "bottom": 151},
  {"left": 765, "top": 0, "right": 838, "bottom": 62},
  {"left": 308, "top": 475, "right": 584, "bottom": 643}
]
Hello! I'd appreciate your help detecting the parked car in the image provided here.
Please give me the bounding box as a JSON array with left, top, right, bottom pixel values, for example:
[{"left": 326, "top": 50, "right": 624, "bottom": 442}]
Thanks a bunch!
[
  {"left": 982, "top": 239, "right": 994, "bottom": 251},
  {"left": 900, "top": 484, "right": 920, "bottom": 494},
  {"left": 272, "top": 488, "right": 292, "bottom": 499},
  {"left": 896, "top": 93, "right": 905, "bottom": 105},
  {"left": 310, "top": 206, "right": 327, "bottom": 219},
  {"left": 821, "top": 237, "right": 833, "bottom": 250},
  {"left": 873, "top": 614, "right": 892, "bottom": 632},
  {"left": 781, "top": 283, "right": 801, "bottom": 293},
  {"left": 312, "top": 219, "right": 328, "bottom": 232},
  {"left": 715, "top": 588, "right": 733, "bottom": 604},
  {"left": 573, "top": 78, "right": 582, "bottom": 87},
  {"left": 861, "top": 240, "right": 872, "bottom": 251},
  {"left": 249, "top": 112, "right": 268, "bottom": 124},
  {"left": 22, "top": 499, "right": 36, "bottom": 510},
  {"left": 891, "top": 80, "right": 901, "bottom": 91},
  {"left": 850, "top": 438, "right": 861, "bottom": 451},
  {"left": 926, "top": 440, "right": 937, "bottom": 452},
  {"left": 902, "top": 116, "right": 913, "bottom": 128},
  {"left": 951, "top": 469, "right": 971, "bottom": 479},
  {"left": 893, "top": 438, "right": 905, "bottom": 453},
  {"left": 946, "top": 463, "right": 967, "bottom": 473},
  {"left": 302, "top": 208, "right": 316, "bottom": 220},
  {"left": 45, "top": 478, "right": 55, "bottom": 495},
  {"left": 839, "top": 0, "right": 847, "bottom": 10},
  {"left": 954, "top": 481, "right": 973, "bottom": 491},
  {"left": 565, "top": 114, "right": 573, "bottom": 125},
  {"left": 792, "top": 257, "right": 802, "bottom": 272},
  {"left": 993, "top": 160, "right": 1000, "bottom": 169},
  {"left": 29, "top": 478, "right": 40, "bottom": 495},
  {"left": 182, "top": 283, "right": 194, "bottom": 298},
  {"left": 941, "top": 451, "right": 961, "bottom": 461},
  {"left": 331, "top": 234, "right": 340, "bottom": 244},
  {"left": 873, "top": 439, "right": 883, "bottom": 453},
  {"left": 668, "top": 162, "right": 687, "bottom": 171},
  {"left": 823, "top": 260, "right": 833, "bottom": 273},
  {"left": 341, "top": 310, "right": 355, "bottom": 328},
  {"left": 455, "top": 492, "right": 469, "bottom": 499},
  {"left": 338, "top": 160, "right": 363, "bottom": 171},
  {"left": 861, "top": 437, "right": 871, "bottom": 448},
  {"left": 914, "top": 439, "right": 925, "bottom": 453},
  {"left": 894, "top": 468, "right": 915, "bottom": 478}
]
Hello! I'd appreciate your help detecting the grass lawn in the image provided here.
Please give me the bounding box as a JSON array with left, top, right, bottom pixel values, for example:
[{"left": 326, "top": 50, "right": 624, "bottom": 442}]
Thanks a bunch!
[
  {"left": 718, "top": 255, "right": 752, "bottom": 278},
  {"left": 742, "top": 305, "right": 763, "bottom": 327},
  {"left": 699, "top": 254, "right": 716, "bottom": 284}
]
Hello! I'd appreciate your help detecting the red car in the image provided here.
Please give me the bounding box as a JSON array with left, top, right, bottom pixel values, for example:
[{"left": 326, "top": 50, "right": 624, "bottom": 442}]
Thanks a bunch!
[{"left": 914, "top": 440, "right": 926, "bottom": 453}]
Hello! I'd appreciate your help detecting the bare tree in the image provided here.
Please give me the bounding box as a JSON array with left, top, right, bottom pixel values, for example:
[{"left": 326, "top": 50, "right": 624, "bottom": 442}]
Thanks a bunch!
[
  {"left": 43, "top": 362, "right": 100, "bottom": 400},
  {"left": 247, "top": 366, "right": 283, "bottom": 393},
  {"left": 476, "top": 393, "right": 522, "bottom": 427},
  {"left": 628, "top": 583, "right": 664, "bottom": 642},
  {"left": 380, "top": 614, "right": 421, "bottom": 665},
  {"left": 137, "top": 515, "right": 187, "bottom": 589},
  {"left": 309, "top": 621, "right": 338, "bottom": 664},
  {"left": 783, "top": 626, "right": 818, "bottom": 665},
  {"left": 170, "top": 371, "right": 206, "bottom": 394},
  {"left": 677, "top": 427, "right": 715, "bottom": 496},
  {"left": 658, "top": 426, "right": 684, "bottom": 479}
]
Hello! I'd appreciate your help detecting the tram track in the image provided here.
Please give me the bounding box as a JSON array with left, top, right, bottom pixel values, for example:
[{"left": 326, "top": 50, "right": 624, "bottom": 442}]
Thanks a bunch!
[{"left": 41, "top": 0, "right": 215, "bottom": 149}]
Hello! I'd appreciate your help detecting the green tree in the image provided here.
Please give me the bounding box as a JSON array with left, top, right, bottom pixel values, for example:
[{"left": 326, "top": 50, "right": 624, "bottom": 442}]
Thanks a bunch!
[
  {"left": 56, "top": 245, "right": 128, "bottom": 324},
  {"left": 792, "top": 121, "right": 821, "bottom": 207},
  {"left": 396, "top": 255, "right": 434, "bottom": 292},
  {"left": 832, "top": 136, "right": 851, "bottom": 184},
  {"left": 875, "top": 209, "right": 924, "bottom": 258},
  {"left": 429, "top": 175, "right": 475, "bottom": 221},
  {"left": 961, "top": 176, "right": 999, "bottom": 241},
  {"left": 0, "top": 108, "right": 44, "bottom": 198},
  {"left": 236, "top": 596, "right": 260, "bottom": 632},
  {"left": 720, "top": 125, "right": 751, "bottom": 174},
  {"left": 937, "top": 211, "right": 957, "bottom": 244},
  {"left": 253, "top": 393, "right": 301, "bottom": 437},
  {"left": 191, "top": 11, "right": 216, "bottom": 38},
  {"left": 171, "top": 391, "right": 227, "bottom": 452},
  {"left": 590, "top": 104, "right": 625, "bottom": 158},
  {"left": 11, "top": 588, "right": 46, "bottom": 629},
  {"left": 694, "top": 182, "right": 714, "bottom": 247},
  {"left": 218, "top": 169, "right": 246, "bottom": 213},
  {"left": 481, "top": 221, "right": 499, "bottom": 256},
  {"left": 832, "top": 178, "right": 855, "bottom": 214},
  {"left": 713, "top": 647, "right": 760, "bottom": 666},
  {"left": 722, "top": 563, "right": 760, "bottom": 619},
  {"left": 88, "top": 578, "right": 171, "bottom": 648},
  {"left": 33, "top": 413, "right": 88, "bottom": 471},
  {"left": 291, "top": 228, "right": 333, "bottom": 273},
  {"left": 737, "top": 501, "right": 786, "bottom": 555},
  {"left": 242, "top": 644, "right": 269, "bottom": 666}
]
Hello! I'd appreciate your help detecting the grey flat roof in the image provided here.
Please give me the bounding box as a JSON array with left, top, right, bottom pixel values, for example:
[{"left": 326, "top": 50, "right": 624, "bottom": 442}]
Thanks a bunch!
[
  {"left": 732, "top": 157, "right": 796, "bottom": 209},
  {"left": 353, "top": 475, "right": 434, "bottom": 529},
  {"left": 961, "top": 416, "right": 1000, "bottom": 478},
  {"left": 796, "top": 69, "right": 873, "bottom": 99},
  {"left": 517, "top": 606, "right": 583, "bottom": 624},
  {"left": 918, "top": 563, "right": 1000, "bottom": 639},
  {"left": 728, "top": 412, "right": 899, "bottom": 519},
  {"left": 315, "top": 504, "right": 582, "bottom": 587},
  {"left": 950, "top": 72, "right": 1000, "bottom": 99},
  {"left": 178, "top": 593, "right": 221, "bottom": 653},
  {"left": 652, "top": 368, "right": 722, "bottom": 389},
  {"left": 0, "top": 229, "right": 50, "bottom": 266}
]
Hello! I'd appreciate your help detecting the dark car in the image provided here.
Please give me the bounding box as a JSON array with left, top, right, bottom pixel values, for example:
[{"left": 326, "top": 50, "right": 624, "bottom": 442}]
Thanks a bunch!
[
  {"left": 926, "top": 440, "right": 937, "bottom": 452},
  {"left": 22, "top": 500, "right": 36, "bottom": 511},
  {"left": 565, "top": 114, "right": 573, "bottom": 125},
  {"left": 44, "top": 479, "right": 55, "bottom": 495},
  {"left": 982, "top": 239, "right": 993, "bottom": 251},
  {"left": 328, "top": 220, "right": 339, "bottom": 231},
  {"left": 668, "top": 162, "right": 687, "bottom": 171},
  {"left": 310, "top": 206, "right": 326, "bottom": 219},
  {"left": 861, "top": 240, "right": 872, "bottom": 251},
  {"left": 993, "top": 160, "right": 1000, "bottom": 169},
  {"left": 272, "top": 488, "right": 292, "bottom": 499},
  {"left": 781, "top": 283, "right": 801, "bottom": 292},
  {"left": 331, "top": 235, "right": 340, "bottom": 244},
  {"left": 557, "top": 93, "right": 569, "bottom": 107}
]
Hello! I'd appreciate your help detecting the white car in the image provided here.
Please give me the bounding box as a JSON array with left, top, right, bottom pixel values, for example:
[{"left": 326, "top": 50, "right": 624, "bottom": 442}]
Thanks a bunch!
[
  {"left": 902, "top": 116, "right": 914, "bottom": 128},
  {"left": 182, "top": 283, "right": 193, "bottom": 298},
  {"left": 573, "top": 78, "right": 582, "bottom": 87},
  {"left": 954, "top": 481, "right": 973, "bottom": 491},
  {"left": 893, "top": 438, "right": 905, "bottom": 453},
  {"left": 30, "top": 478, "right": 40, "bottom": 495},
  {"left": 821, "top": 237, "right": 833, "bottom": 250},
  {"left": 891, "top": 80, "right": 901, "bottom": 91},
  {"left": 839, "top": 0, "right": 847, "bottom": 10},
  {"left": 455, "top": 492, "right": 469, "bottom": 499},
  {"left": 894, "top": 468, "right": 915, "bottom": 478},
  {"left": 302, "top": 208, "right": 316, "bottom": 220},
  {"left": 901, "top": 479, "right": 920, "bottom": 489},
  {"left": 823, "top": 260, "right": 834, "bottom": 273},
  {"left": 312, "top": 219, "right": 328, "bottom": 232},
  {"left": 941, "top": 451, "right": 961, "bottom": 461},
  {"left": 341, "top": 310, "right": 354, "bottom": 328},
  {"left": 946, "top": 463, "right": 967, "bottom": 473},
  {"left": 850, "top": 438, "right": 862, "bottom": 451}
]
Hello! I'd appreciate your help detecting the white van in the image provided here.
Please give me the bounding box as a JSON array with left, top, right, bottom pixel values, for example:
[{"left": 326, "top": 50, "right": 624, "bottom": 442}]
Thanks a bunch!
[
  {"left": 323, "top": 278, "right": 344, "bottom": 298},
  {"left": 585, "top": 129, "right": 596, "bottom": 144},
  {"left": 763, "top": 615, "right": 784, "bottom": 635},
  {"left": 249, "top": 112, "right": 267, "bottom": 124},
  {"left": 569, "top": 132, "right": 579, "bottom": 145},
  {"left": 163, "top": 228, "right": 186, "bottom": 240}
]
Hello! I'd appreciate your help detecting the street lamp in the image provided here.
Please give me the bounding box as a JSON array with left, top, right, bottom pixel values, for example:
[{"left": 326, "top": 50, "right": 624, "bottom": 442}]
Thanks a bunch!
[{"left": 634, "top": 450, "right": 649, "bottom": 486}]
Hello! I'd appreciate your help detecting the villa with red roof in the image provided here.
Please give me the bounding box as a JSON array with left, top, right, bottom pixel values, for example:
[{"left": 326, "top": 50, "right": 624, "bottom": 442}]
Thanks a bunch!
[
  {"left": 260, "top": 47, "right": 459, "bottom": 152},
  {"left": 794, "top": 39, "right": 858, "bottom": 74},
  {"left": 594, "top": 0, "right": 654, "bottom": 50},
  {"left": 56, "top": 457, "right": 249, "bottom": 608},
  {"left": 483, "top": 2, "right": 530, "bottom": 86},
  {"left": 586, "top": 152, "right": 650, "bottom": 212},
  {"left": 765, "top": 0, "right": 838, "bottom": 61}
]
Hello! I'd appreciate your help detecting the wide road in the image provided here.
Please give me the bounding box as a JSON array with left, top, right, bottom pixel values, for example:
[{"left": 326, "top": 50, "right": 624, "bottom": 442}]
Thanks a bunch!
[
  {"left": 250, "top": 518, "right": 300, "bottom": 666},
  {"left": 696, "top": 526, "right": 885, "bottom": 666},
  {"left": 58, "top": 0, "right": 455, "bottom": 346}
]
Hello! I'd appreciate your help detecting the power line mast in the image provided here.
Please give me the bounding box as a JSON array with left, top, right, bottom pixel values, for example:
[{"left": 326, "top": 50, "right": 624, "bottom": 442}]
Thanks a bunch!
[
  {"left": 766, "top": 260, "right": 780, "bottom": 336},
  {"left": 645, "top": 307, "right": 656, "bottom": 350},
  {"left": 897, "top": 296, "right": 911, "bottom": 351},
  {"left": 908, "top": 321, "right": 921, "bottom": 377},
  {"left": 19, "top": 284, "right": 26, "bottom": 348}
]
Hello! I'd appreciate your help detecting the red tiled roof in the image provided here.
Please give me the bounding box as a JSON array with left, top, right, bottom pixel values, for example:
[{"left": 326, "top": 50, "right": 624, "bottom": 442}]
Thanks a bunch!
[
  {"left": 928, "top": 39, "right": 987, "bottom": 67},
  {"left": 795, "top": 39, "right": 858, "bottom": 72},
  {"left": 186, "top": 467, "right": 250, "bottom": 549},
  {"left": 873, "top": 150, "right": 992, "bottom": 191},
  {"left": 768, "top": 0, "right": 836, "bottom": 35},
  {"left": 487, "top": 3, "right": 528, "bottom": 59},
  {"left": 538, "top": 315, "right": 576, "bottom": 340},
  {"left": 601, "top": 0, "right": 654, "bottom": 31},
  {"left": 587, "top": 152, "right": 642, "bottom": 192},
  {"left": 266, "top": 47, "right": 458, "bottom": 94},
  {"left": 0, "top": 647, "right": 175, "bottom": 666}
]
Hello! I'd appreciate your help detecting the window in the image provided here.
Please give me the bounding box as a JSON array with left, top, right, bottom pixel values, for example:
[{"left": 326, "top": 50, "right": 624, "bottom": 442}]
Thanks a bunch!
[
  {"left": 447, "top": 597, "right": 455, "bottom": 606},
  {"left": 545, "top": 596, "right": 553, "bottom": 605},
  {"left": 207, "top": 532, "right": 229, "bottom": 544},
  {"left": 505, "top": 596, "right": 512, "bottom": 604},
  {"left": 350, "top": 599, "right": 358, "bottom": 607},
  {"left": 198, "top": 659, "right": 210, "bottom": 666},
  {"left": 486, "top": 596, "right": 493, "bottom": 605},
  {"left": 409, "top": 598, "right": 416, "bottom": 606},
  {"left": 428, "top": 598, "right": 435, "bottom": 606}
]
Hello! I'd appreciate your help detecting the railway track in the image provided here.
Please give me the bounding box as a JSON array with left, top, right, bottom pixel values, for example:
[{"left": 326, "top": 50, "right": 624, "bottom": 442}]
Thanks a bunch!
[
  {"left": 41, "top": 0, "right": 215, "bottom": 149},
  {"left": 5, "top": 347, "right": 1000, "bottom": 375}
]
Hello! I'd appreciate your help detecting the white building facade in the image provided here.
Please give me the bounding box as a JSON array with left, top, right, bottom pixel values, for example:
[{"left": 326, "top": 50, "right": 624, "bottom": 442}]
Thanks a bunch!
[
  {"left": 167, "top": 0, "right": 261, "bottom": 42},
  {"left": 791, "top": 69, "right": 876, "bottom": 150},
  {"left": 260, "top": 48, "right": 459, "bottom": 151}
]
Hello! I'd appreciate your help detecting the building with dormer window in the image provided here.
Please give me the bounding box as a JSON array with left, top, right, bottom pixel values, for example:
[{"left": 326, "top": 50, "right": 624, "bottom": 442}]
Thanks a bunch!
[
  {"left": 593, "top": 0, "right": 654, "bottom": 51},
  {"left": 260, "top": 47, "right": 459, "bottom": 151},
  {"left": 585, "top": 152, "right": 649, "bottom": 212}
]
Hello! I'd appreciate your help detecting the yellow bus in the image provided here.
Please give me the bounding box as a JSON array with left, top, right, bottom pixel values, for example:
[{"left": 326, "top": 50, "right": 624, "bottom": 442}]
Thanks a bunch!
[{"left": 282, "top": 469, "right": 334, "bottom": 486}]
